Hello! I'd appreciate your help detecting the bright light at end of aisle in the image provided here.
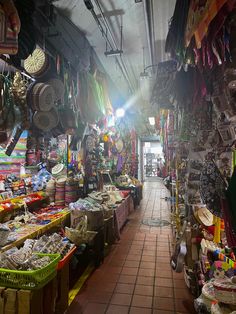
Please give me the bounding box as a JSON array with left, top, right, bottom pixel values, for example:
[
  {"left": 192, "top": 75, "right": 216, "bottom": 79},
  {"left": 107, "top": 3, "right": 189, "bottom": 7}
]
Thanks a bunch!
[
  {"left": 115, "top": 108, "right": 125, "bottom": 118},
  {"left": 148, "top": 117, "right": 155, "bottom": 125}
]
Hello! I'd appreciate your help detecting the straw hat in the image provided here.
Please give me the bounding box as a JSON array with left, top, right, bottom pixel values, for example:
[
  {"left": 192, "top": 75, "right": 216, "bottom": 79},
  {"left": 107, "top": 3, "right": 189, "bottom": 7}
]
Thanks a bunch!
[{"left": 194, "top": 205, "right": 214, "bottom": 226}]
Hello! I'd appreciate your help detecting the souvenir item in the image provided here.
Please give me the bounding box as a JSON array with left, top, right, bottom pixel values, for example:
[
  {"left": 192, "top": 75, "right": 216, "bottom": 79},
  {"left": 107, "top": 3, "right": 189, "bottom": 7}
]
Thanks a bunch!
[
  {"left": 46, "top": 179, "right": 56, "bottom": 203},
  {"left": 32, "top": 83, "right": 56, "bottom": 112},
  {"left": 86, "top": 135, "right": 95, "bottom": 152},
  {"left": 46, "top": 78, "right": 65, "bottom": 103},
  {"left": 213, "top": 277, "right": 236, "bottom": 304},
  {"left": 0, "top": 1, "right": 20, "bottom": 55},
  {"left": 170, "top": 221, "right": 187, "bottom": 273},
  {"left": 194, "top": 205, "right": 214, "bottom": 227},
  {"left": 10, "top": 72, "right": 30, "bottom": 129},
  {"left": 33, "top": 108, "right": 59, "bottom": 132},
  {"left": 5, "top": 126, "right": 23, "bottom": 156},
  {"left": 24, "top": 48, "right": 50, "bottom": 78},
  {"left": 115, "top": 139, "right": 124, "bottom": 154},
  {"left": 217, "top": 122, "right": 235, "bottom": 145},
  {"left": 51, "top": 164, "right": 66, "bottom": 178},
  {"left": 200, "top": 160, "right": 227, "bottom": 218},
  {"left": 65, "top": 179, "right": 78, "bottom": 205},
  {"left": 59, "top": 108, "right": 77, "bottom": 134},
  {"left": 55, "top": 177, "right": 66, "bottom": 206}
]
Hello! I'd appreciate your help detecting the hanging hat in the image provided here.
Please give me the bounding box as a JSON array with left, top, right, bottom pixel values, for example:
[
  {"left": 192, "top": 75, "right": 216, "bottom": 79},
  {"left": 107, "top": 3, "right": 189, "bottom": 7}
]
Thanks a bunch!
[
  {"left": 52, "top": 163, "right": 66, "bottom": 177},
  {"left": 33, "top": 108, "right": 59, "bottom": 132},
  {"left": 194, "top": 205, "right": 214, "bottom": 226}
]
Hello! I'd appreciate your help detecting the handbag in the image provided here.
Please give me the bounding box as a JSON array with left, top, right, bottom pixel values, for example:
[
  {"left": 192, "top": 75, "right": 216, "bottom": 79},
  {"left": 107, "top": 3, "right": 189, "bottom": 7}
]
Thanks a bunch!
[{"left": 0, "top": 1, "right": 20, "bottom": 55}]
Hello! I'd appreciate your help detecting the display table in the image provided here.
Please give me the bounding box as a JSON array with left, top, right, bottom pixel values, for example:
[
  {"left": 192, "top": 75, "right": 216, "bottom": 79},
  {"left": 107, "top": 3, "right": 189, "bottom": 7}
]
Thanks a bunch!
[
  {"left": 114, "top": 195, "right": 134, "bottom": 239},
  {"left": 116, "top": 184, "right": 143, "bottom": 207}
]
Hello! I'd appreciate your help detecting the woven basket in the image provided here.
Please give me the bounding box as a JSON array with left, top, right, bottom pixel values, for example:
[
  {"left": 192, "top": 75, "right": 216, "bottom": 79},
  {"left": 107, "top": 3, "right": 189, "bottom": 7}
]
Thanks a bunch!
[
  {"left": 213, "top": 279, "right": 236, "bottom": 305},
  {"left": 65, "top": 228, "right": 97, "bottom": 246}
]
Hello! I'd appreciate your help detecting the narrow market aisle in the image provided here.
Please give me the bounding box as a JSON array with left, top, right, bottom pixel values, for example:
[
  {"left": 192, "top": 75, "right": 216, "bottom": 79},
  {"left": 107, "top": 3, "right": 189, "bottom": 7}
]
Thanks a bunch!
[{"left": 67, "top": 181, "right": 195, "bottom": 314}]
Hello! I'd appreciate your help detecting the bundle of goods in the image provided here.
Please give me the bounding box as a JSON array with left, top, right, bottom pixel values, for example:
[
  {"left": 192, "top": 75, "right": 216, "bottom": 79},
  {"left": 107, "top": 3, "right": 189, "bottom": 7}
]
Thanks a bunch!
[
  {"left": 0, "top": 192, "right": 44, "bottom": 212},
  {"left": 33, "top": 205, "right": 69, "bottom": 224},
  {"left": 0, "top": 247, "right": 52, "bottom": 271},
  {"left": 21, "top": 233, "right": 74, "bottom": 258},
  {"left": 65, "top": 215, "right": 97, "bottom": 246},
  {"left": 69, "top": 198, "right": 104, "bottom": 231},
  {"left": 0, "top": 244, "right": 60, "bottom": 289}
]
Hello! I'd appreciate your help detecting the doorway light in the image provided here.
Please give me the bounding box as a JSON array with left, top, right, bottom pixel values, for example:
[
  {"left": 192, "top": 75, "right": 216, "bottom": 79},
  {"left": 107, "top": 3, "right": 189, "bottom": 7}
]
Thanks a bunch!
[
  {"left": 116, "top": 108, "right": 125, "bottom": 118},
  {"left": 148, "top": 117, "right": 155, "bottom": 125}
]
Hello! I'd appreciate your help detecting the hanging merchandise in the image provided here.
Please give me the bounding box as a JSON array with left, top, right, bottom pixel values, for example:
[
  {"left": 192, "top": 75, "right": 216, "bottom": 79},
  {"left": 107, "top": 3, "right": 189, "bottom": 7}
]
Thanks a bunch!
[
  {"left": 199, "top": 159, "right": 227, "bottom": 218},
  {"left": 165, "top": 0, "right": 191, "bottom": 61},
  {"left": 0, "top": 0, "right": 20, "bottom": 55},
  {"left": 10, "top": 72, "right": 30, "bottom": 130},
  {"left": 33, "top": 108, "right": 59, "bottom": 132},
  {"left": 24, "top": 48, "right": 53, "bottom": 80},
  {"left": 46, "top": 77, "right": 65, "bottom": 103},
  {"left": 9, "top": 0, "right": 36, "bottom": 66},
  {"left": 78, "top": 71, "right": 107, "bottom": 124}
]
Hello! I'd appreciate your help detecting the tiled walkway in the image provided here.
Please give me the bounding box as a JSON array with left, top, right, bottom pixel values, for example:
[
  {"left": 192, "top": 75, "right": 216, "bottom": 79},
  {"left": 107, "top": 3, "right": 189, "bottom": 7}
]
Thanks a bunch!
[{"left": 67, "top": 181, "right": 195, "bottom": 314}]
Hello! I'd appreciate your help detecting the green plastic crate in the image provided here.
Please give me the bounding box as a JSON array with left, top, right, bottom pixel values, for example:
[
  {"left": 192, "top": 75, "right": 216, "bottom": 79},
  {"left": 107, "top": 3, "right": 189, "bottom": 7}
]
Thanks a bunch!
[{"left": 0, "top": 253, "right": 60, "bottom": 290}]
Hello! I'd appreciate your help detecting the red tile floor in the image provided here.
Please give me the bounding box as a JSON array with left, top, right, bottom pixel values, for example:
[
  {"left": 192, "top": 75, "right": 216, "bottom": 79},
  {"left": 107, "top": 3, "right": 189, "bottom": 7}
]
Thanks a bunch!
[{"left": 67, "top": 180, "right": 196, "bottom": 314}]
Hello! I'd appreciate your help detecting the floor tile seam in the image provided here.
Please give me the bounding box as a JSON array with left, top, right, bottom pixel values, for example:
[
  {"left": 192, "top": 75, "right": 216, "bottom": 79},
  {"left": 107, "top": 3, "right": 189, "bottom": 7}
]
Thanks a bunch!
[
  {"left": 128, "top": 234, "right": 146, "bottom": 313},
  {"left": 106, "top": 231, "right": 140, "bottom": 312},
  {"left": 168, "top": 233, "right": 177, "bottom": 313}
]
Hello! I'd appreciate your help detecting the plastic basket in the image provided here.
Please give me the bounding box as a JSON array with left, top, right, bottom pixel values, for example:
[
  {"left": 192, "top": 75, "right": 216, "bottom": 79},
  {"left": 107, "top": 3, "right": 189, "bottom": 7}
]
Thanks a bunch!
[
  {"left": 0, "top": 253, "right": 60, "bottom": 290},
  {"left": 57, "top": 246, "right": 77, "bottom": 270}
]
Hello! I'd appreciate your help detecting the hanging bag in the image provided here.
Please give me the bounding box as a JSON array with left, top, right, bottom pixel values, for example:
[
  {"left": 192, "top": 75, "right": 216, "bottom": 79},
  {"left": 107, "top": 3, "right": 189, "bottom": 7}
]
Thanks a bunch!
[{"left": 0, "top": 0, "right": 20, "bottom": 55}]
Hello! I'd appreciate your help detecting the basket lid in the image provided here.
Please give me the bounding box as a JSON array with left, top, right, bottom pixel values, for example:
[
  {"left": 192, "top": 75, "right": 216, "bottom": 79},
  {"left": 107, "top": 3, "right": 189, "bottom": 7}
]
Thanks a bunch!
[
  {"left": 46, "top": 78, "right": 65, "bottom": 102},
  {"left": 33, "top": 108, "right": 59, "bottom": 131},
  {"left": 24, "top": 48, "right": 47, "bottom": 76},
  {"left": 33, "top": 83, "right": 55, "bottom": 111}
]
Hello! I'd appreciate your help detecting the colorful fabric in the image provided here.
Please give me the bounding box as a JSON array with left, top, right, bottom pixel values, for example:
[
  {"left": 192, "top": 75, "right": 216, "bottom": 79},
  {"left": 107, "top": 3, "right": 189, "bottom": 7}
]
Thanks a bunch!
[{"left": 185, "top": 0, "right": 228, "bottom": 48}]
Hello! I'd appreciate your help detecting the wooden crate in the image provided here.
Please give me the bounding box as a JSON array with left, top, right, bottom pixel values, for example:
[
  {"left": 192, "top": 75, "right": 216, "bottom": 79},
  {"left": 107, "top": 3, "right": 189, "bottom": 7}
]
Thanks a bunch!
[{"left": 0, "top": 265, "right": 69, "bottom": 314}]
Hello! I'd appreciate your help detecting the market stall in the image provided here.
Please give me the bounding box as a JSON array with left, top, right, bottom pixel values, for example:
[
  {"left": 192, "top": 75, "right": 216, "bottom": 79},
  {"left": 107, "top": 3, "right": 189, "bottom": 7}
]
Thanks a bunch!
[
  {"left": 154, "top": 1, "right": 236, "bottom": 312},
  {"left": 0, "top": 1, "right": 143, "bottom": 312}
]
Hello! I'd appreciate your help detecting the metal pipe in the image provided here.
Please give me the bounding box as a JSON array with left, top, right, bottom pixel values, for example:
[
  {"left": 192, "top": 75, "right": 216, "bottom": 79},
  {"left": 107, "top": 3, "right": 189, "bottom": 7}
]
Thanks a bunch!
[
  {"left": 143, "top": 0, "right": 154, "bottom": 68},
  {"left": 93, "top": 0, "right": 135, "bottom": 92}
]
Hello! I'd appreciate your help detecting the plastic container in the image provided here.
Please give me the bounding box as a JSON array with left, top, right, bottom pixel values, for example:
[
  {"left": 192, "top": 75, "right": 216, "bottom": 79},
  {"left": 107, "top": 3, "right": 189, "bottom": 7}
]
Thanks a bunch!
[
  {"left": 57, "top": 246, "right": 77, "bottom": 270},
  {"left": 0, "top": 253, "right": 60, "bottom": 290}
]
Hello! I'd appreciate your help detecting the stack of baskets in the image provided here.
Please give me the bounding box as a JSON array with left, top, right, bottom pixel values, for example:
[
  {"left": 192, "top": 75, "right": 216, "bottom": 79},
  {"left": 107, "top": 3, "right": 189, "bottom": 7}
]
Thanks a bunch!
[
  {"left": 46, "top": 179, "right": 56, "bottom": 203},
  {"left": 65, "top": 179, "right": 78, "bottom": 205},
  {"left": 55, "top": 177, "right": 66, "bottom": 206}
]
